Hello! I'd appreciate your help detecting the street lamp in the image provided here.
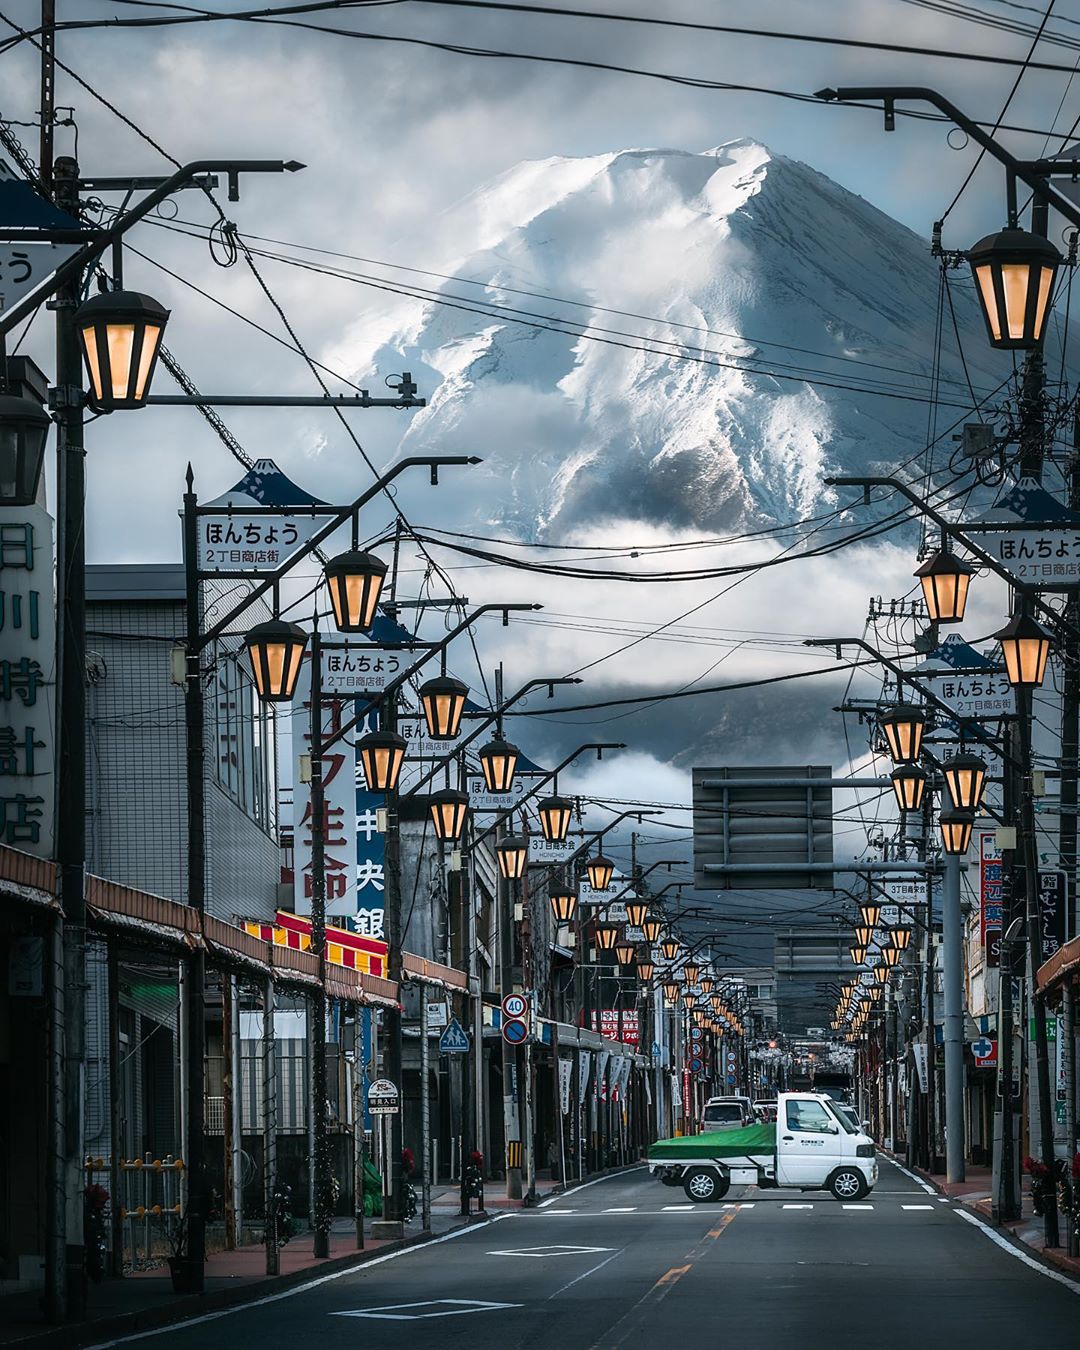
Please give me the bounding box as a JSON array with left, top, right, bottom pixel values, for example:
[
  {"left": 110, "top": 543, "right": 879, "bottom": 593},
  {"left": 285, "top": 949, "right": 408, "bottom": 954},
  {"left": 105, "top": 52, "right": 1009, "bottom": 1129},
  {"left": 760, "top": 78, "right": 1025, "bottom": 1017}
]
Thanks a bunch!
[
  {"left": 357, "top": 730, "right": 406, "bottom": 792},
  {"left": 659, "top": 935, "right": 681, "bottom": 962},
  {"left": 892, "top": 925, "right": 913, "bottom": 951},
  {"left": 75, "top": 289, "right": 170, "bottom": 410},
  {"left": 594, "top": 923, "right": 619, "bottom": 952},
  {"left": 851, "top": 945, "right": 866, "bottom": 966},
  {"left": 638, "top": 957, "right": 655, "bottom": 982},
  {"left": 615, "top": 941, "right": 636, "bottom": 966},
  {"left": 874, "top": 963, "right": 890, "bottom": 985},
  {"left": 914, "top": 548, "right": 973, "bottom": 624},
  {"left": 419, "top": 674, "right": 469, "bottom": 739},
  {"left": 323, "top": 550, "right": 387, "bottom": 632},
  {"left": 881, "top": 943, "right": 902, "bottom": 969},
  {"left": 429, "top": 787, "right": 470, "bottom": 842},
  {"left": 943, "top": 752, "right": 987, "bottom": 811},
  {"left": 683, "top": 961, "right": 700, "bottom": 986},
  {"left": 859, "top": 902, "right": 882, "bottom": 930},
  {"left": 537, "top": 793, "right": 574, "bottom": 842},
  {"left": 939, "top": 807, "right": 976, "bottom": 855},
  {"left": 968, "top": 228, "right": 1060, "bottom": 350},
  {"left": 881, "top": 704, "right": 926, "bottom": 763},
  {"left": 993, "top": 612, "right": 1053, "bottom": 687},
  {"left": 549, "top": 885, "right": 577, "bottom": 924},
  {"left": 641, "top": 917, "right": 663, "bottom": 944},
  {"left": 478, "top": 736, "right": 519, "bottom": 793},
  {"left": 662, "top": 979, "right": 681, "bottom": 1003},
  {"left": 586, "top": 852, "right": 615, "bottom": 891},
  {"left": 244, "top": 618, "right": 308, "bottom": 701},
  {"left": 626, "top": 899, "right": 649, "bottom": 928},
  {"left": 496, "top": 835, "right": 528, "bottom": 880},
  {"left": 0, "top": 393, "right": 50, "bottom": 505},
  {"left": 854, "top": 925, "right": 873, "bottom": 949},
  {"left": 891, "top": 763, "right": 926, "bottom": 813}
]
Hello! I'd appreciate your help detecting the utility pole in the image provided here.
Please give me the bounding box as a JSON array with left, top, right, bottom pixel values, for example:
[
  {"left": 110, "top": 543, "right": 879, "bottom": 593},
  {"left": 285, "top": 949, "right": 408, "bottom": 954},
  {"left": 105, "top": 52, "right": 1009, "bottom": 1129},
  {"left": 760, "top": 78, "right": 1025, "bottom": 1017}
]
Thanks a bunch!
[
  {"left": 52, "top": 149, "right": 88, "bottom": 1322},
  {"left": 379, "top": 690, "right": 405, "bottom": 1233},
  {"left": 942, "top": 852, "right": 965, "bottom": 1182},
  {"left": 308, "top": 629, "right": 332, "bottom": 1258}
]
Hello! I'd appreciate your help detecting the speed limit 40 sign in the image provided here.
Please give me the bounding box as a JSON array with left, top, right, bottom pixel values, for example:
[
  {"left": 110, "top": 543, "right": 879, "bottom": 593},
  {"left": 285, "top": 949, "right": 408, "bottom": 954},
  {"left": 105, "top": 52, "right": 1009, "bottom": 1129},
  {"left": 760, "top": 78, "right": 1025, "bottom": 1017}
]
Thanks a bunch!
[{"left": 502, "top": 993, "right": 528, "bottom": 1020}]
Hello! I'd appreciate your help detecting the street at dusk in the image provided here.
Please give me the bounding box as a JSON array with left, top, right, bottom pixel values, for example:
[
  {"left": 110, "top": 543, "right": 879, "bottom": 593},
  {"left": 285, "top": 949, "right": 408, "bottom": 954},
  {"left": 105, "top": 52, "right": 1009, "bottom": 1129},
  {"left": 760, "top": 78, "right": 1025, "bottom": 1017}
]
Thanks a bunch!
[{"left": 4, "top": 1, "right": 1080, "bottom": 1345}]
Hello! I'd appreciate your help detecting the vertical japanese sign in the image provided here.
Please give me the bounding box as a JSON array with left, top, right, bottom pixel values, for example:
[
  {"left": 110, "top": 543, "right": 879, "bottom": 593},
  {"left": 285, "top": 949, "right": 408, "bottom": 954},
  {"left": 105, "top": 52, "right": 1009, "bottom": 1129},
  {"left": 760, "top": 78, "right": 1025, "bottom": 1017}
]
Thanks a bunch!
[
  {"left": 352, "top": 701, "right": 386, "bottom": 941},
  {"left": 1037, "top": 870, "right": 1067, "bottom": 965},
  {"left": 0, "top": 508, "right": 55, "bottom": 856},
  {"left": 979, "top": 830, "right": 1003, "bottom": 968},
  {"left": 292, "top": 655, "right": 358, "bottom": 921}
]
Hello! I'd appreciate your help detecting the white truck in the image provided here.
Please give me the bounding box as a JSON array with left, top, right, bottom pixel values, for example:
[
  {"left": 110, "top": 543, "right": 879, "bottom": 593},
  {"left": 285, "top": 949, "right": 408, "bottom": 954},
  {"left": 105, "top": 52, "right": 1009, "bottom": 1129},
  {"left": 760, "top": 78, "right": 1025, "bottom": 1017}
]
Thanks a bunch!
[{"left": 648, "top": 1091, "right": 877, "bottom": 1203}]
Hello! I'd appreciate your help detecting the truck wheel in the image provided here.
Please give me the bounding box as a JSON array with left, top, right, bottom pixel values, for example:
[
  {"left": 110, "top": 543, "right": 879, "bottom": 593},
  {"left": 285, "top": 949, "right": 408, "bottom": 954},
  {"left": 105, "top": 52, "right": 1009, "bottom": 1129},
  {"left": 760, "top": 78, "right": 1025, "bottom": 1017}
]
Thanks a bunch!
[
  {"left": 830, "top": 1168, "right": 867, "bottom": 1201},
  {"left": 683, "top": 1168, "right": 729, "bottom": 1203}
]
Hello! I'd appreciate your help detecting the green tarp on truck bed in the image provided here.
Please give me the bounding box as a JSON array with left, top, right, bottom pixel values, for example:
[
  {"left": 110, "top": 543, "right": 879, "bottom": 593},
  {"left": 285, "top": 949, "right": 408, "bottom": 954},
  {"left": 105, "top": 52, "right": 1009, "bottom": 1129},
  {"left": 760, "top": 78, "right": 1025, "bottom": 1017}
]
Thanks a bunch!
[{"left": 647, "top": 1124, "right": 776, "bottom": 1161}]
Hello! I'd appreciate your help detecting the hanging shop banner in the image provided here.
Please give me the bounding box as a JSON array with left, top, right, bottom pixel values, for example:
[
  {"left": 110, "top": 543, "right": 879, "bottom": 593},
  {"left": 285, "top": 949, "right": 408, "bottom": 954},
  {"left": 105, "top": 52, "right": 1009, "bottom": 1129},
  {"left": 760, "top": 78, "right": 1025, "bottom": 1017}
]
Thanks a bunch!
[
  {"left": 591, "top": 1009, "right": 640, "bottom": 1047},
  {"left": 979, "top": 830, "right": 1004, "bottom": 968},
  {"left": 578, "top": 1051, "right": 592, "bottom": 1104},
  {"left": 351, "top": 704, "right": 387, "bottom": 941},
  {"left": 196, "top": 459, "right": 326, "bottom": 572},
  {"left": 0, "top": 504, "right": 55, "bottom": 858},
  {"left": 559, "top": 1057, "right": 574, "bottom": 1116},
  {"left": 596, "top": 1049, "right": 611, "bottom": 1102},
  {"left": 1038, "top": 870, "right": 1068, "bottom": 965},
  {"left": 913, "top": 1043, "right": 929, "bottom": 1094},
  {"left": 965, "top": 477, "right": 1080, "bottom": 589}
]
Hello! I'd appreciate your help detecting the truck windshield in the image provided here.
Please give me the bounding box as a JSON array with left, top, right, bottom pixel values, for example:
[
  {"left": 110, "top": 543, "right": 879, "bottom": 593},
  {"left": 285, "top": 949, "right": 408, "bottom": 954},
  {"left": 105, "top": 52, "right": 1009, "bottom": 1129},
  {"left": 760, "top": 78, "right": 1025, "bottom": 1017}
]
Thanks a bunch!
[{"left": 825, "top": 1101, "right": 858, "bottom": 1134}]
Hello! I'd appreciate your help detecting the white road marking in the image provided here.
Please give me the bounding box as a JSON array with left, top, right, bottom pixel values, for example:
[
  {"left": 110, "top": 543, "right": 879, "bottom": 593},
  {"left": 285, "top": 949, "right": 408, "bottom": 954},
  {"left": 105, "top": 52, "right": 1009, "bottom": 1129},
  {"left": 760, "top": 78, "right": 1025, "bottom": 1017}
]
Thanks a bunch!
[
  {"left": 886, "top": 1158, "right": 937, "bottom": 1195},
  {"left": 843, "top": 1204, "right": 874, "bottom": 1210},
  {"left": 547, "top": 1248, "right": 625, "bottom": 1298},
  {"left": 487, "top": 1244, "right": 612, "bottom": 1258},
  {"left": 783, "top": 1204, "right": 813, "bottom": 1210},
  {"left": 333, "top": 1300, "right": 522, "bottom": 1320},
  {"left": 663, "top": 1205, "right": 694, "bottom": 1211},
  {"left": 955, "top": 1209, "right": 1080, "bottom": 1293},
  {"left": 603, "top": 1207, "right": 637, "bottom": 1213},
  {"left": 739, "top": 1203, "right": 755, "bottom": 1208},
  {"left": 79, "top": 1214, "right": 511, "bottom": 1348},
  {"left": 903, "top": 1205, "right": 935, "bottom": 1211},
  {"left": 536, "top": 1165, "right": 647, "bottom": 1208},
  {"left": 938, "top": 1198, "right": 952, "bottom": 1204}
]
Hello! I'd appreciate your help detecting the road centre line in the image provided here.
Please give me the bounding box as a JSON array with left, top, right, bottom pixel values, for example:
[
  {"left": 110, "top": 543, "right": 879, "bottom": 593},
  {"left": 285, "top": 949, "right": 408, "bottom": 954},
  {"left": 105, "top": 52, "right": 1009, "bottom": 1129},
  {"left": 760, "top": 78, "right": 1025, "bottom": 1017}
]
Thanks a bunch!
[
  {"left": 903, "top": 1205, "right": 935, "bottom": 1211},
  {"left": 843, "top": 1204, "right": 874, "bottom": 1210},
  {"left": 955, "top": 1210, "right": 1080, "bottom": 1293},
  {"left": 80, "top": 1214, "right": 512, "bottom": 1349},
  {"left": 783, "top": 1204, "right": 813, "bottom": 1209}
]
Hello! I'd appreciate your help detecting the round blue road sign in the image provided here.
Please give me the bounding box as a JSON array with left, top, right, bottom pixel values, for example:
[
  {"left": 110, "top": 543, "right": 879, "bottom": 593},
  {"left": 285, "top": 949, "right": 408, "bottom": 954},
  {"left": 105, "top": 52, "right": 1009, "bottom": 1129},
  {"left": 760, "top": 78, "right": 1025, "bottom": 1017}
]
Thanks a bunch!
[{"left": 502, "top": 1017, "right": 529, "bottom": 1045}]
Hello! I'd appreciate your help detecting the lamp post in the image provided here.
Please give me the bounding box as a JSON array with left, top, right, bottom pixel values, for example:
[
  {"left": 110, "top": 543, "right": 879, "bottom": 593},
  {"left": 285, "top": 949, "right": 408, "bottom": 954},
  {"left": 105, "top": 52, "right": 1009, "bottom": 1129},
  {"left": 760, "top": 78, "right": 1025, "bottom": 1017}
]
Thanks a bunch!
[{"left": 939, "top": 805, "right": 975, "bottom": 1184}]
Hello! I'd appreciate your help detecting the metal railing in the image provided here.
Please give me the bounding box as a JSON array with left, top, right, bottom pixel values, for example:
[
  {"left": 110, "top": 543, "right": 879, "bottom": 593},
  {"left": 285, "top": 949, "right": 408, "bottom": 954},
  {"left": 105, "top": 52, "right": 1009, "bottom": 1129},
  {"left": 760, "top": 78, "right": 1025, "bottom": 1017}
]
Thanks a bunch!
[{"left": 84, "top": 1154, "right": 185, "bottom": 1271}]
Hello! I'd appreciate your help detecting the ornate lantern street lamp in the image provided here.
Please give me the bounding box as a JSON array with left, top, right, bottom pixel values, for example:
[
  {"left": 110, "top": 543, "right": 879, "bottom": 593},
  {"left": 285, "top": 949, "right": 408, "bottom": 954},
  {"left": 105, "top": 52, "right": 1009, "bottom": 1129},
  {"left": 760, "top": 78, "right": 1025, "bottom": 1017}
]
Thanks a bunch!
[
  {"left": 324, "top": 550, "right": 387, "bottom": 632},
  {"left": 0, "top": 393, "right": 49, "bottom": 505},
  {"left": 537, "top": 793, "right": 574, "bottom": 842},
  {"left": 419, "top": 674, "right": 469, "bottom": 739},
  {"left": 891, "top": 763, "right": 927, "bottom": 813},
  {"left": 638, "top": 957, "right": 655, "bottom": 983},
  {"left": 659, "top": 935, "right": 681, "bottom": 962},
  {"left": 914, "top": 548, "right": 973, "bottom": 624},
  {"left": 586, "top": 852, "right": 615, "bottom": 891},
  {"left": 357, "top": 730, "right": 406, "bottom": 792},
  {"left": 76, "top": 289, "right": 170, "bottom": 410},
  {"left": 496, "top": 835, "right": 528, "bottom": 880},
  {"left": 881, "top": 704, "right": 926, "bottom": 763},
  {"left": 615, "top": 941, "right": 636, "bottom": 967},
  {"left": 429, "top": 787, "right": 469, "bottom": 842},
  {"left": 859, "top": 902, "right": 882, "bottom": 930},
  {"left": 943, "top": 752, "right": 988, "bottom": 812},
  {"left": 993, "top": 612, "right": 1053, "bottom": 687},
  {"left": 968, "top": 227, "right": 1061, "bottom": 350},
  {"left": 244, "top": 618, "right": 307, "bottom": 702},
  {"left": 939, "top": 807, "right": 975, "bottom": 856},
  {"left": 478, "top": 736, "right": 519, "bottom": 794},
  {"left": 549, "top": 886, "right": 577, "bottom": 925},
  {"left": 642, "top": 916, "right": 663, "bottom": 944},
  {"left": 626, "top": 899, "right": 649, "bottom": 928}
]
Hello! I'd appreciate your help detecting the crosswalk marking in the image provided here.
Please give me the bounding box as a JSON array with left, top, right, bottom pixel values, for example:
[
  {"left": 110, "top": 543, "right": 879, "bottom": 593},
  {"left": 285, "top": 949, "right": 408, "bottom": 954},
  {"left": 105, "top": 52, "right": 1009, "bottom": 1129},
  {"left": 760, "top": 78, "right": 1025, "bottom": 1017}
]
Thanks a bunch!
[
  {"left": 843, "top": 1204, "right": 874, "bottom": 1210},
  {"left": 902, "top": 1204, "right": 934, "bottom": 1210},
  {"left": 783, "top": 1204, "right": 813, "bottom": 1209},
  {"left": 662, "top": 1205, "right": 694, "bottom": 1211}
]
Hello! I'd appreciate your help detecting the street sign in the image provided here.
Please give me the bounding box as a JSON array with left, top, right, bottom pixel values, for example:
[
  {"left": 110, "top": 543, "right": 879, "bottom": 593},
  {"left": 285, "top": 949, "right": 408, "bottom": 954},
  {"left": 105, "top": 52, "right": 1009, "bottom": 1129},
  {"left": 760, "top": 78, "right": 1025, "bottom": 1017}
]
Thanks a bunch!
[
  {"left": 0, "top": 158, "right": 84, "bottom": 318},
  {"left": 0, "top": 240, "right": 81, "bottom": 317},
  {"left": 196, "top": 459, "right": 327, "bottom": 572},
  {"left": 966, "top": 477, "right": 1080, "bottom": 589},
  {"left": 971, "top": 1037, "right": 997, "bottom": 1069},
  {"left": 527, "top": 836, "right": 578, "bottom": 864},
  {"left": 466, "top": 773, "right": 543, "bottom": 813},
  {"left": 1029, "top": 1016, "right": 1058, "bottom": 1042},
  {"left": 502, "top": 1017, "right": 529, "bottom": 1046},
  {"left": 439, "top": 1018, "right": 470, "bottom": 1055},
  {"left": 367, "top": 1078, "right": 400, "bottom": 1115},
  {"left": 501, "top": 993, "right": 528, "bottom": 1020},
  {"left": 322, "top": 646, "right": 405, "bottom": 695},
  {"left": 426, "top": 1001, "right": 449, "bottom": 1029}
]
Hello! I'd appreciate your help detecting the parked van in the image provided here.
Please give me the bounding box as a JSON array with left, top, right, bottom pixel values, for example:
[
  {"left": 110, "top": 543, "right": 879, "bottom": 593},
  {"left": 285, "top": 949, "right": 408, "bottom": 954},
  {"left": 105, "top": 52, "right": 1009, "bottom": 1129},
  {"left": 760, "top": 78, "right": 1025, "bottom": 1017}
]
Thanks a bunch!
[{"left": 701, "top": 1096, "right": 753, "bottom": 1130}]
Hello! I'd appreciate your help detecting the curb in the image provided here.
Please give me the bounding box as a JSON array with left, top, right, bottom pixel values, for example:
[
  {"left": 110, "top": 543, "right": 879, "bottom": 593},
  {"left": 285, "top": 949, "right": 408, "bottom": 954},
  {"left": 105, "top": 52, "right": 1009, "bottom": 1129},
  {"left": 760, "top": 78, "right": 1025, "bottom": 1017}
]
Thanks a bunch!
[{"left": 7, "top": 1225, "right": 462, "bottom": 1350}]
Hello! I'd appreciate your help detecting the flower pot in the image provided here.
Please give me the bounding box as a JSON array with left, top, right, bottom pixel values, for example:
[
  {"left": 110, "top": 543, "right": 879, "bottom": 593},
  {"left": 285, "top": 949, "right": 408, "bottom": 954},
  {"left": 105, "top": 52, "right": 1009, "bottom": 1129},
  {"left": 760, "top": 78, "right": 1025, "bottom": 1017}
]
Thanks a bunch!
[{"left": 167, "top": 1255, "right": 199, "bottom": 1295}]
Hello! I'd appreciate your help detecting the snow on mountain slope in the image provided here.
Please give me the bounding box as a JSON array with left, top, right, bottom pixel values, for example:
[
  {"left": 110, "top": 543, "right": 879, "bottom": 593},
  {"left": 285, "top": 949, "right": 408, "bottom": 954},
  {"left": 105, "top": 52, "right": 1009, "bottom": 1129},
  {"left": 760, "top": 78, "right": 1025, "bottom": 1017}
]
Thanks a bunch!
[{"left": 331, "top": 139, "right": 1007, "bottom": 536}]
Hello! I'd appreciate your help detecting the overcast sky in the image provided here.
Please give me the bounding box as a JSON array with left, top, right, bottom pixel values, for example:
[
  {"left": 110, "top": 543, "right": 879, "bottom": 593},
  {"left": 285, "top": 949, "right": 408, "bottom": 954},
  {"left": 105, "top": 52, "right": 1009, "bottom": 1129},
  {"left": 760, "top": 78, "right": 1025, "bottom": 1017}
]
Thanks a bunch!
[{"left": 0, "top": 0, "right": 1069, "bottom": 874}]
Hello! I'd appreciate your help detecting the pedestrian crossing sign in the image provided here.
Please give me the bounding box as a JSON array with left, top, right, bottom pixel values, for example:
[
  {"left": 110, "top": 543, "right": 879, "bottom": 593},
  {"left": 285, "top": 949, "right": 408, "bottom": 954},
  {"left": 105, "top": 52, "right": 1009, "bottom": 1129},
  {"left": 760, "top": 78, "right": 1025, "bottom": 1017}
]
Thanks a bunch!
[{"left": 439, "top": 1017, "right": 470, "bottom": 1054}]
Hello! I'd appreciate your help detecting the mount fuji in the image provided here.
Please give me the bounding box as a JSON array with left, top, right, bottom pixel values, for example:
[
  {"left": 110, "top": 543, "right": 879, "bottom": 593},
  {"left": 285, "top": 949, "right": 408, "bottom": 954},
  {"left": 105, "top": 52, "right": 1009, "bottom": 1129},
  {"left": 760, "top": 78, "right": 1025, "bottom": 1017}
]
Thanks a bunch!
[{"left": 338, "top": 138, "right": 1009, "bottom": 537}]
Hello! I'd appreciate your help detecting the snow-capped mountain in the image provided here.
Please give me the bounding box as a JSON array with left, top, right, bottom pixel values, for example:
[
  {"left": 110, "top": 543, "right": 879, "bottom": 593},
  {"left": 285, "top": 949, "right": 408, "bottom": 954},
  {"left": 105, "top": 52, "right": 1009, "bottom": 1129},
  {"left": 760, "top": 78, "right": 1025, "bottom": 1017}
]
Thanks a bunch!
[{"left": 338, "top": 139, "right": 1010, "bottom": 535}]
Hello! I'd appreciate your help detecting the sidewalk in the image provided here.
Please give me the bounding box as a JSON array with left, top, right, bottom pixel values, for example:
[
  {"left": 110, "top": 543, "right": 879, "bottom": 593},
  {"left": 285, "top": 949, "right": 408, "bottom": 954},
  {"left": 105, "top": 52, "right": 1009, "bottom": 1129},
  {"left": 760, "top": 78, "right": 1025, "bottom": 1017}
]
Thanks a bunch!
[
  {"left": 0, "top": 1212, "right": 476, "bottom": 1349},
  {"left": 890, "top": 1154, "right": 1080, "bottom": 1281}
]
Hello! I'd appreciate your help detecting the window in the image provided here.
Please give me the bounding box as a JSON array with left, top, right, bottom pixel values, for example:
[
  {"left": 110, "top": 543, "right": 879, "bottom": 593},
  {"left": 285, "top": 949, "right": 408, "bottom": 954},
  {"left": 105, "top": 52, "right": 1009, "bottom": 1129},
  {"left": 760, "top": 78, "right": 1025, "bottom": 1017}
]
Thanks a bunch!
[
  {"left": 704, "top": 1102, "right": 745, "bottom": 1125},
  {"left": 785, "top": 1100, "right": 835, "bottom": 1133},
  {"left": 214, "top": 650, "right": 276, "bottom": 834}
]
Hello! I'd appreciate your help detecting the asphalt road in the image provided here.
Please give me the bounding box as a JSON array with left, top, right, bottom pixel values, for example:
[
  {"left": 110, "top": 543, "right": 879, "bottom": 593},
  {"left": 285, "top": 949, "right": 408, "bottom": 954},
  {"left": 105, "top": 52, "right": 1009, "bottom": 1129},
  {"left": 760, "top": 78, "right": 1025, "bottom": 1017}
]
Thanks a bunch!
[{"left": 90, "top": 1159, "right": 1080, "bottom": 1349}]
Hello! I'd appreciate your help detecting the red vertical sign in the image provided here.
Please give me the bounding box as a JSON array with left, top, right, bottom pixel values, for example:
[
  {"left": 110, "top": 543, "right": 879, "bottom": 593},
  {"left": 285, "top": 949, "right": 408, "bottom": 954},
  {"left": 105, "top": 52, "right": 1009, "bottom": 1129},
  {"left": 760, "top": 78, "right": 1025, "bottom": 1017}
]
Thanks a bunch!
[{"left": 980, "top": 831, "right": 1003, "bottom": 968}]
